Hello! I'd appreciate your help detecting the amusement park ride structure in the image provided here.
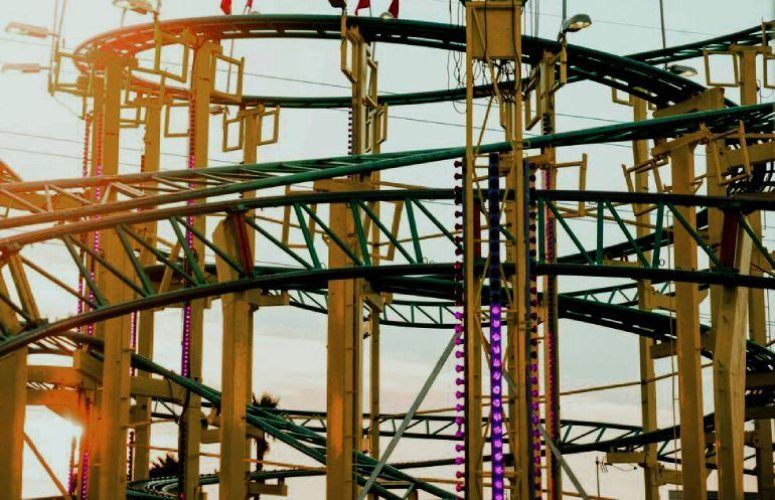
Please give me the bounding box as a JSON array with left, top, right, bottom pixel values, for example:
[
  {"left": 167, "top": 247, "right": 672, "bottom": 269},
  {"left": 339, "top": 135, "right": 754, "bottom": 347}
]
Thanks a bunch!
[{"left": 0, "top": 1, "right": 773, "bottom": 499}]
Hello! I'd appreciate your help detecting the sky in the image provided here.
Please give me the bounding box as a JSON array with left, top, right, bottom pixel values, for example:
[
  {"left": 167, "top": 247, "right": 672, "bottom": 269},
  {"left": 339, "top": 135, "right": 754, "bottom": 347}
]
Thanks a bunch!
[{"left": 1, "top": 0, "right": 774, "bottom": 498}]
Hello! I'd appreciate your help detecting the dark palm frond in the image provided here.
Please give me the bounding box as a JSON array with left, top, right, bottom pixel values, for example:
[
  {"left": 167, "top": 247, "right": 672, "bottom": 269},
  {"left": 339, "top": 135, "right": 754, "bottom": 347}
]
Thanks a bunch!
[
  {"left": 253, "top": 392, "right": 280, "bottom": 409},
  {"left": 148, "top": 453, "right": 179, "bottom": 479}
]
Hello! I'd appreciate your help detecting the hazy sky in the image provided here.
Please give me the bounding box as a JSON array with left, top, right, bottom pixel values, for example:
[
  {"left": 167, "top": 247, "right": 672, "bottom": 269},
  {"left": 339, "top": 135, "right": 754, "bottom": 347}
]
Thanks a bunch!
[{"left": 1, "top": 0, "right": 773, "bottom": 498}]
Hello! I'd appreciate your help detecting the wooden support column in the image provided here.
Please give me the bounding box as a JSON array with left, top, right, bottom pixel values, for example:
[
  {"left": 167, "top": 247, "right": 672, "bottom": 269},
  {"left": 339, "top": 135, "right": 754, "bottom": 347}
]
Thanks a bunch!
[
  {"left": 327, "top": 24, "right": 366, "bottom": 500},
  {"left": 79, "top": 75, "right": 105, "bottom": 497},
  {"left": 669, "top": 142, "right": 707, "bottom": 498},
  {"left": 214, "top": 216, "right": 252, "bottom": 500},
  {"left": 241, "top": 108, "right": 259, "bottom": 496},
  {"left": 132, "top": 95, "right": 162, "bottom": 482},
  {"left": 632, "top": 97, "right": 660, "bottom": 500},
  {"left": 368, "top": 308, "right": 380, "bottom": 472},
  {"left": 713, "top": 214, "right": 753, "bottom": 498},
  {"left": 367, "top": 176, "right": 381, "bottom": 500},
  {"left": 0, "top": 260, "right": 30, "bottom": 500},
  {"left": 465, "top": 3, "right": 524, "bottom": 498},
  {"left": 749, "top": 212, "right": 775, "bottom": 500},
  {"left": 368, "top": 77, "right": 383, "bottom": 500},
  {"left": 326, "top": 204, "right": 363, "bottom": 500},
  {"left": 94, "top": 54, "right": 135, "bottom": 499},
  {"left": 181, "top": 40, "right": 219, "bottom": 500},
  {"left": 538, "top": 50, "right": 561, "bottom": 500},
  {"left": 736, "top": 44, "right": 775, "bottom": 499},
  {"left": 464, "top": 9, "right": 483, "bottom": 499}
]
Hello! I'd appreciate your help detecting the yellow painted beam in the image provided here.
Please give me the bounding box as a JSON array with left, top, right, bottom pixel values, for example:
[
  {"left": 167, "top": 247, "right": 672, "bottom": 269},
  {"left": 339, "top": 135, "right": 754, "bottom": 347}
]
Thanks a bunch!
[
  {"left": 180, "top": 40, "right": 220, "bottom": 500},
  {"left": 735, "top": 44, "right": 775, "bottom": 500},
  {"left": 27, "top": 366, "right": 94, "bottom": 390},
  {"left": 133, "top": 93, "right": 162, "bottom": 482},
  {"left": 214, "top": 217, "right": 252, "bottom": 500},
  {"left": 92, "top": 55, "right": 135, "bottom": 499},
  {"left": 248, "top": 480, "right": 288, "bottom": 496},
  {"left": 713, "top": 219, "right": 753, "bottom": 498},
  {"left": 632, "top": 96, "right": 660, "bottom": 500},
  {"left": 670, "top": 142, "right": 707, "bottom": 498}
]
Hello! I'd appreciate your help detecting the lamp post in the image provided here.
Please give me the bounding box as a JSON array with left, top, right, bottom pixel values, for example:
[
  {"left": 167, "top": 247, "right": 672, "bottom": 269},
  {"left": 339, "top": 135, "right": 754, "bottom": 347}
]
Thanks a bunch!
[{"left": 559, "top": 1, "right": 592, "bottom": 39}]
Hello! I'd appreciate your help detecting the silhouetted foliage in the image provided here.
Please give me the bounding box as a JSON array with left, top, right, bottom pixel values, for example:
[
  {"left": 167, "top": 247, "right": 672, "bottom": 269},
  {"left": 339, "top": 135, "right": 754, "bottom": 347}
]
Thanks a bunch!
[
  {"left": 149, "top": 453, "right": 179, "bottom": 479},
  {"left": 252, "top": 392, "right": 280, "bottom": 499}
]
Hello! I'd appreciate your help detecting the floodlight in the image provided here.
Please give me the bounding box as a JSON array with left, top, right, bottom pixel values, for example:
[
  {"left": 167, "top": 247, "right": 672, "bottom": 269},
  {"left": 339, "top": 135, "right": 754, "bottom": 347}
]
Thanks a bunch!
[
  {"left": 561, "top": 13, "right": 592, "bottom": 34},
  {"left": 667, "top": 64, "right": 698, "bottom": 77}
]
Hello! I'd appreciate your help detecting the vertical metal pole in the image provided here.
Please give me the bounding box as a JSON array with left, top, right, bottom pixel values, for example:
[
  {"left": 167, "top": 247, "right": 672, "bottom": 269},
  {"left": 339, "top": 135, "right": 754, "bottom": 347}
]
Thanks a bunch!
[
  {"left": 632, "top": 97, "right": 660, "bottom": 500},
  {"left": 132, "top": 96, "right": 162, "bottom": 482},
  {"left": 180, "top": 40, "right": 218, "bottom": 500},
  {"left": 95, "top": 54, "right": 134, "bottom": 499},
  {"left": 464, "top": 6, "right": 484, "bottom": 498},
  {"left": 670, "top": 143, "right": 707, "bottom": 499}
]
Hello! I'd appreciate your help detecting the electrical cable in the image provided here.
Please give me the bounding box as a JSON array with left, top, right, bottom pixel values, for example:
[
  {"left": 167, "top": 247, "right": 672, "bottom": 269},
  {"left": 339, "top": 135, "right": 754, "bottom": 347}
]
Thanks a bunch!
[{"left": 0, "top": 130, "right": 238, "bottom": 165}]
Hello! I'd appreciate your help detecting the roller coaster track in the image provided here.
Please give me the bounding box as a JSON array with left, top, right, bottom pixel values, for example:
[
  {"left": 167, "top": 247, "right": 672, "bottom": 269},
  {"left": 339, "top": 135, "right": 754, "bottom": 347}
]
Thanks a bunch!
[
  {"left": 3, "top": 11, "right": 773, "bottom": 498},
  {"left": 72, "top": 16, "right": 769, "bottom": 109},
  {"left": 46, "top": 331, "right": 763, "bottom": 498},
  {"left": 0, "top": 103, "right": 769, "bottom": 227}
]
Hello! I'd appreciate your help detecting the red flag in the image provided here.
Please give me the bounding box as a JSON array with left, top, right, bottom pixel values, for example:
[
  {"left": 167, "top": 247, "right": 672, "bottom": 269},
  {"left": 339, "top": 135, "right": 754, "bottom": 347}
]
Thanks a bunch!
[
  {"left": 388, "top": 0, "right": 399, "bottom": 18},
  {"left": 220, "top": 0, "right": 232, "bottom": 15},
  {"left": 246, "top": 0, "right": 253, "bottom": 9},
  {"left": 355, "top": 0, "right": 370, "bottom": 15}
]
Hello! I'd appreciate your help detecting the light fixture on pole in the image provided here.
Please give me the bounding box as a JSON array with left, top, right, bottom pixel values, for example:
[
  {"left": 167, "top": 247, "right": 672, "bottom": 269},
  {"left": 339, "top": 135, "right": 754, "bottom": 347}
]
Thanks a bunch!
[
  {"left": 667, "top": 63, "right": 698, "bottom": 77},
  {"left": 5, "top": 22, "right": 53, "bottom": 39},
  {"left": 112, "top": 0, "right": 154, "bottom": 15},
  {"left": 561, "top": 13, "right": 592, "bottom": 34},
  {"left": 1, "top": 63, "right": 48, "bottom": 74}
]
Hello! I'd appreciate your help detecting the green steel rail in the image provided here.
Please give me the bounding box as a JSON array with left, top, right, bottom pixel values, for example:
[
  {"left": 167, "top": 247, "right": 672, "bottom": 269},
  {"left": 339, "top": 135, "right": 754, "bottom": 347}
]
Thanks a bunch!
[
  {"left": 71, "top": 16, "right": 772, "bottom": 109},
  {"left": 49, "top": 331, "right": 763, "bottom": 496},
  {"left": 8, "top": 14, "right": 770, "bottom": 495},
  {"left": 2, "top": 185, "right": 775, "bottom": 357},
  {"left": 0, "top": 102, "right": 770, "bottom": 234},
  {"left": 71, "top": 335, "right": 457, "bottom": 499}
]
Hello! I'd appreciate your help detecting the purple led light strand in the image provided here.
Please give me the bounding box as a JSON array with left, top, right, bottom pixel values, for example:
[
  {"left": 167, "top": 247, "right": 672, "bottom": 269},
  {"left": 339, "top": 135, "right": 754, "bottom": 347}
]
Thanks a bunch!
[
  {"left": 487, "top": 153, "right": 505, "bottom": 500},
  {"left": 87, "top": 109, "right": 103, "bottom": 338},
  {"left": 176, "top": 72, "right": 199, "bottom": 500},
  {"left": 181, "top": 87, "right": 197, "bottom": 379},
  {"left": 127, "top": 430, "right": 135, "bottom": 480},
  {"left": 67, "top": 435, "right": 77, "bottom": 495},
  {"left": 130, "top": 311, "right": 138, "bottom": 376},
  {"left": 80, "top": 401, "right": 91, "bottom": 500},
  {"left": 543, "top": 159, "right": 560, "bottom": 493},
  {"left": 452, "top": 159, "right": 465, "bottom": 493},
  {"left": 76, "top": 112, "right": 91, "bottom": 331},
  {"left": 527, "top": 164, "right": 542, "bottom": 496}
]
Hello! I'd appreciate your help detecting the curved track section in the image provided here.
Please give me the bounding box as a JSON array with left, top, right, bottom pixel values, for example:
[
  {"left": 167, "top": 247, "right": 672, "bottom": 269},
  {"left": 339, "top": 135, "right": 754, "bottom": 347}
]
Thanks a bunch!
[{"left": 3, "top": 8, "right": 773, "bottom": 499}]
